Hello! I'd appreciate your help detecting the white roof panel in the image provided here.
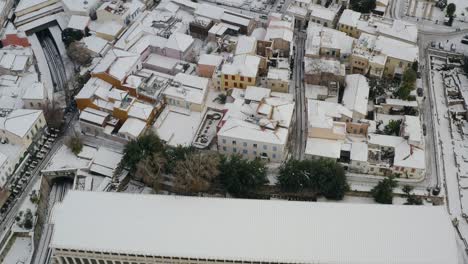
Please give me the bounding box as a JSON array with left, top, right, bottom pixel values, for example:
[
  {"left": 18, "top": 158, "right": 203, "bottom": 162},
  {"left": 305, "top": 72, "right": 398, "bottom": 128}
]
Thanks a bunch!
[{"left": 51, "top": 191, "right": 459, "bottom": 264}]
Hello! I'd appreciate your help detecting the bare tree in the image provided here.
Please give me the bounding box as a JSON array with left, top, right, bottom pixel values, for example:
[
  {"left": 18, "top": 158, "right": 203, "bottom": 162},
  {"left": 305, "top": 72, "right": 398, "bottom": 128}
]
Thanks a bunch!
[
  {"left": 43, "top": 101, "right": 64, "bottom": 129},
  {"left": 67, "top": 41, "right": 93, "bottom": 67},
  {"left": 173, "top": 152, "right": 220, "bottom": 194},
  {"left": 134, "top": 152, "right": 167, "bottom": 191}
]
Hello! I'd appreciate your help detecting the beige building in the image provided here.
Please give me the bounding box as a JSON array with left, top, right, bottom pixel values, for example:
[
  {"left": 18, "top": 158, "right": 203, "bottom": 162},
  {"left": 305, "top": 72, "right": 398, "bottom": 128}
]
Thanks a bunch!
[
  {"left": 162, "top": 73, "right": 209, "bottom": 112},
  {"left": 266, "top": 68, "right": 290, "bottom": 93}
]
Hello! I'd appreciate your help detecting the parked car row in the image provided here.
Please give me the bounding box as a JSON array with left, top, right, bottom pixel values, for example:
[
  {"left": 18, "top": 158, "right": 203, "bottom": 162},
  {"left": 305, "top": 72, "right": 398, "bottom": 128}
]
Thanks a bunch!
[{"left": 0, "top": 127, "right": 58, "bottom": 216}]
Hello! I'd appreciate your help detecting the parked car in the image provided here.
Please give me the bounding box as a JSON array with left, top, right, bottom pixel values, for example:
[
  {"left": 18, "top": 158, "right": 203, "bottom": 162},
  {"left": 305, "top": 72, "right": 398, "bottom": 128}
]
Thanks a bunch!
[
  {"left": 417, "top": 87, "right": 423, "bottom": 97},
  {"left": 461, "top": 39, "right": 468, "bottom": 45}
]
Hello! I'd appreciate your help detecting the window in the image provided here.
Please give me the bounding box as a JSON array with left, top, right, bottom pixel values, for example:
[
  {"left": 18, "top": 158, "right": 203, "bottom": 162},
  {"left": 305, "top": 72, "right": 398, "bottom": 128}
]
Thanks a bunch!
[
  {"left": 233, "top": 148, "right": 237, "bottom": 153},
  {"left": 253, "top": 151, "right": 257, "bottom": 155},
  {"left": 231, "top": 75, "right": 235, "bottom": 80},
  {"left": 272, "top": 146, "right": 277, "bottom": 151},
  {"left": 224, "top": 75, "right": 228, "bottom": 79},
  {"left": 38, "top": 102, "right": 42, "bottom": 107},
  {"left": 83, "top": 260, "right": 91, "bottom": 264},
  {"left": 232, "top": 140, "right": 236, "bottom": 145},
  {"left": 411, "top": 168, "right": 415, "bottom": 173},
  {"left": 74, "top": 258, "right": 83, "bottom": 264},
  {"left": 263, "top": 145, "right": 267, "bottom": 150},
  {"left": 243, "top": 142, "right": 247, "bottom": 147},
  {"left": 90, "top": 260, "right": 98, "bottom": 264},
  {"left": 224, "top": 81, "right": 228, "bottom": 86},
  {"left": 234, "top": 82, "right": 238, "bottom": 87},
  {"left": 248, "top": 77, "right": 252, "bottom": 82},
  {"left": 253, "top": 143, "right": 257, "bottom": 148},
  {"left": 272, "top": 154, "right": 276, "bottom": 159},
  {"left": 240, "top": 76, "right": 244, "bottom": 81},
  {"left": 222, "top": 139, "right": 226, "bottom": 144},
  {"left": 30, "top": 102, "right": 33, "bottom": 107},
  {"left": 243, "top": 149, "right": 248, "bottom": 154},
  {"left": 223, "top": 146, "right": 227, "bottom": 151}
]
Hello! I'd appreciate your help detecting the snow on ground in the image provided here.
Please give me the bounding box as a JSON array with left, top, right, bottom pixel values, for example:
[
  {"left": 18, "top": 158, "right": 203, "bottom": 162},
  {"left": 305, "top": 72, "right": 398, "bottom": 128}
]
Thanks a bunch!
[
  {"left": 428, "top": 55, "right": 468, "bottom": 255},
  {"left": 12, "top": 177, "right": 41, "bottom": 232},
  {"left": 317, "top": 195, "right": 419, "bottom": 205},
  {"left": 28, "top": 34, "right": 54, "bottom": 100},
  {"left": 1, "top": 236, "right": 33, "bottom": 264}
]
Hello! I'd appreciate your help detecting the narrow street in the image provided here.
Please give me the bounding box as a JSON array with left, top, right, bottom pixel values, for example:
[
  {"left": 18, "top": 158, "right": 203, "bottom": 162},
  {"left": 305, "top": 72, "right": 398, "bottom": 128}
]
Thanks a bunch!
[{"left": 292, "top": 32, "right": 307, "bottom": 160}]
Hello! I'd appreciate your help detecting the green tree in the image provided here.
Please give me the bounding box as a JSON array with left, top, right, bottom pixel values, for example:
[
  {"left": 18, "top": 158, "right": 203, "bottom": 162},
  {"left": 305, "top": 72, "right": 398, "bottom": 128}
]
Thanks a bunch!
[
  {"left": 278, "top": 159, "right": 317, "bottom": 192},
  {"left": 219, "top": 155, "right": 267, "bottom": 197},
  {"left": 411, "top": 61, "right": 419, "bottom": 72},
  {"left": 402, "top": 68, "right": 417, "bottom": 84},
  {"left": 173, "top": 152, "right": 220, "bottom": 194},
  {"left": 350, "top": 0, "right": 376, "bottom": 13},
  {"left": 316, "top": 159, "right": 348, "bottom": 200},
  {"left": 396, "top": 82, "right": 412, "bottom": 100},
  {"left": 371, "top": 177, "right": 397, "bottom": 204},
  {"left": 277, "top": 159, "right": 348, "bottom": 200},
  {"left": 383, "top": 119, "right": 402, "bottom": 136},
  {"left": 67, "top": 135, "right": 83, "bottom": 155},
  {"left": 121, "top": 131, "right": 164, "bottom": 172},
  {"left": 61, "top": 28, "right": 84, "bottom": 47},
  {"left": 447, "top": 3, "right": 456, "bottom": 17},
  {"left": 402, "top": 185, "right": 423, "bottom": 205}
]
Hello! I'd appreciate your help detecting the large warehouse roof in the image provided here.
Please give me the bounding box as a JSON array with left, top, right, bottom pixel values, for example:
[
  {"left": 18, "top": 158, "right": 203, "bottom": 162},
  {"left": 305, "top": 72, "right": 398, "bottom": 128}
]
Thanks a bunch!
[{"left": 51, "top": 191, "right": 458, "bottom": 264}]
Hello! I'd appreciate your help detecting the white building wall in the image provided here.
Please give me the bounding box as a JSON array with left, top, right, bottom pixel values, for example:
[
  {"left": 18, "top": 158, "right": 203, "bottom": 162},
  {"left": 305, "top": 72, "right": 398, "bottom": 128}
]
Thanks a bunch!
[{"left": 217, "top": 134, "right": 286, "bottom": 162}]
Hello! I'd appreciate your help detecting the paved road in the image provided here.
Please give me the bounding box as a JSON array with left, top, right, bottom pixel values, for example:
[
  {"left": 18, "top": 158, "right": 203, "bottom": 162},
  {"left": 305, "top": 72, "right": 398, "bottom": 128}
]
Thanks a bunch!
[
  {"left": 291, "top": 32, "right": 307, "bottom": 160},
  {"left": 0, "top": 137, "right": 63, "bottom": 244}
]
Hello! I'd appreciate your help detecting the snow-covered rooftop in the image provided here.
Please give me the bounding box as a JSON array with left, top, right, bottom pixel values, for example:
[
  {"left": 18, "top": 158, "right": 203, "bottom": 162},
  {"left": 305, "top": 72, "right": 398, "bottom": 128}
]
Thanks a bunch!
[
  {"left": 119, "top": 118, "right": 146, "bottom": 139},
  {"left": 307, "top": 99, "right": 352, "bottom": 129},
  {"left": 166, "top": 33, "right": 194, "bottom": 53},
  {"left": 82, "top": 36, "right": 108, "bottom": 55},
  {"left": 305, "top": 137, "right": 342, "bottom": 159},
  {"left": 235, "top": 36, "right": 257, "bottom": 55},
  {"left": 163, "top": 73, "right": 209, "bottom": 106},
  {"left": 393, "top": 140, "right": 425, "bottom": 169},
  {"left": 338, "top": 9, "right": 361, "bottom": 27},
  {"left": 0, "top": 109, "right": 42, "bottom": 138},
  {"left": 51, "top": 191, "right": 458, "bottom": 264},
  {"left": 22, "top": 82, "right": 45, "bottom": 100},
  {"left": 92, "top": 49, "right": 139, "bottom": 82},
  {"left": 343, "top": 74, "right": 369, "bottom": 116},
  {"left": 153, "top": 106, "right": 202, "bottom": 147},
  {"left": 198, "top": 54, "right": 223, "bottom": 66},
  {"left": 67, "top": 15, "right": 90, "bottom": 31},
  {"left": 308, "top": 4, "right": 338, "bottom": 21},
  {"left": 402, "top": 115, "right": 421, "bottom": 144},
  {"left": 350, "top": 142, "right": 368, "bottom": 162},
  {"left": 306, "top": 22, "right": 355, "bottom": 57},
  {"left": 222, "top": 54, "right": 260, "bottom": 77}
]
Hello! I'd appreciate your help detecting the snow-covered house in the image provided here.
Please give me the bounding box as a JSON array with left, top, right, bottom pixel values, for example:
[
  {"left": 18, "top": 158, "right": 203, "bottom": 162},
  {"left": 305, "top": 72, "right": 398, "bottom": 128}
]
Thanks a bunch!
[{"left": 217, "top": 86, "right": 294, "bottom": 163}]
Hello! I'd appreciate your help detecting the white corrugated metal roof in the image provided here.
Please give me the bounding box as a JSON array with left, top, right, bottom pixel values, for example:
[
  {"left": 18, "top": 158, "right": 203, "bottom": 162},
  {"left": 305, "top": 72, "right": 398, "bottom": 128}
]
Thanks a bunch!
[{"left": 51, "top": 191, "right": 459, "bottom": 264}]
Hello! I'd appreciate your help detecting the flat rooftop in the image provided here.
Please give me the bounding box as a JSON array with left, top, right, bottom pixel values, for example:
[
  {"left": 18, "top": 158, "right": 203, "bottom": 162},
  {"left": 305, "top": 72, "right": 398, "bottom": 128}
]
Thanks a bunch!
[{"left": 51, "top": 191, "right": 458, "bottom": 264}]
